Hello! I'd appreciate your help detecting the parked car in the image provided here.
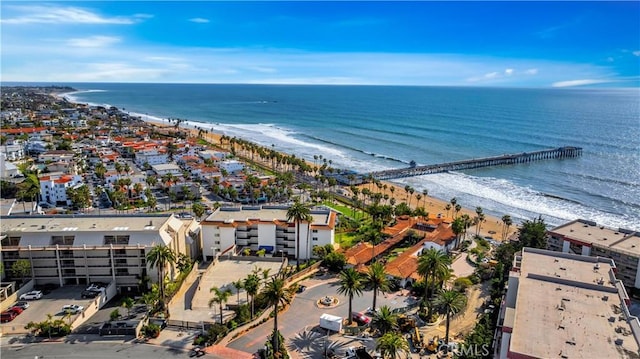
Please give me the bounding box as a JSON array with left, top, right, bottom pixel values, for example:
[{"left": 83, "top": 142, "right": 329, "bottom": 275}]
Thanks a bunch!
[
  {"left": 62, "top": 304, "right": 84, "bottom": 314},
  {"left": 0, "top": 310, "right": 18, "bottom": 323},
  {"left": 34, "top": 283, "right": 57, "bottom": 295},
  {"left": 12, "top": 301, "right": 30, "bottom": 310},
  {"left": 81, "top": 290, "right": 100, "bottom": 299},
  {"left": 296, "top": 285, "right": 307, "bottom": 293},
  {"left": 19, "top": 290, "right": 43, "bottom": 300},
  {"left": 7, "top": 306, "right": 24, "bottom": 314},
  {"left": 351, "top": 312, "right": 371, "bottom": 325}
]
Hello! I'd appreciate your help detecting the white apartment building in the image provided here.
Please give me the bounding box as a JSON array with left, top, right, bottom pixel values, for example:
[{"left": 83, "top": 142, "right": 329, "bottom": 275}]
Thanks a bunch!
[
  {"left": 219, "top": 160, "right": 244, "bottom": 174},
  {"left": 547, "top": 219, "right": 640, "bottom": 289},
  {"left": 0, "top": 215, "right": 197, "bottom": 292},
  {"left": 152, "top": 163, "right": 182, "bottom": 177},
  {"left": 496, "top": 247, "right": 640, "bottom": 359},
  {"left": 135, "top": 149, "right": 169, "bottom": 167},
  {"left": 1, "top": 142, "right": 25, "bottom": 161},
  {"left": 39, "top": 174, "right": 83, "bottom": 205},
  {"left": 201, "top": 205, "right": 336, "bottom": 261},
  {"left": 38, "top": 150, "right": 75, "bottom": 163}
]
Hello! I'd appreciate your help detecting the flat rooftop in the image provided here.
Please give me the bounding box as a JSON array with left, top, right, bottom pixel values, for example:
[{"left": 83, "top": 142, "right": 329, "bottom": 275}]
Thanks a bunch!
[
  {"left": 550, "top": 219, "right": 640, "bottom": 256},
  {"left": 1, "top": 214, "right": 174, "bottom": 234},
  {"left": 509, "top": 249, "right": 640, "bottom": 358},
  {"left": 204, "top": 206, "right": 333, "bottom": 226}
]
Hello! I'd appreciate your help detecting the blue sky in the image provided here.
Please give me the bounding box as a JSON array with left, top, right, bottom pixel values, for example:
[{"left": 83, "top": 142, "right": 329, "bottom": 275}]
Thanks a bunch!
[{"left": 1, "top": 1, "right": 639, "bottom": 87}]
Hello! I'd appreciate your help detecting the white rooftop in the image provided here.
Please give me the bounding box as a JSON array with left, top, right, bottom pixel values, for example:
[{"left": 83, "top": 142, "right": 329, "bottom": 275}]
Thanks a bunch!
[{"left": 509, "top": 248, "right": 640, "bottom": 359}]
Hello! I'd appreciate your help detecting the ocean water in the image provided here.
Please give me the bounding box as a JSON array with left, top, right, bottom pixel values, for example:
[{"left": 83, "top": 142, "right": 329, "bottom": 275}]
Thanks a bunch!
[{"left": 60, "top": 83, "right": 639, "bottom": 230}]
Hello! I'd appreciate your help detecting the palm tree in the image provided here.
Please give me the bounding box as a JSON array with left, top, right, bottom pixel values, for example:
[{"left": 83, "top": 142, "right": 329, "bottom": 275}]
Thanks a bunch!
[
  {"left": 365, "top": 262, "right": 390, "bottom": 311},
  {"left": 146, "top": 245, "right": 176, "bottom": 304},
  {"left": 376, "top": 332, "right": 410, "bottom": 359},
  {"left": 286, "top": 200, "right": 312, "bottom": 269},
  {"left": 209, "top": 286, "right": 232, "bottom": 324},
  {"left": 371, "top": 305, "right": 397, "bottom": 335},
  {"left": 17, "top": 173, "right": 41, "bottom": 207},
  {"left": 337, "top": 267, "right": 364, "bottom": 325},
  {"left": 121, "top": 297, "right": 134, "bottom": 319},
  {"left": 434, "top": 289, "right": 467, "bottom": 346},
  {"left": 244, "top": 273, "right": 260, "bottom": 319},
  {"left": 262, "top": 275, "right": 295, "bottom": 356},
  {"left": 501, "top": 214, "right": 513, "bottom": 240},
  {"left": 417, "top": 248, "right": 451, "bottom": 318},
  {"left": 231, "top": 279, "right": 244, "bottom": 305}
]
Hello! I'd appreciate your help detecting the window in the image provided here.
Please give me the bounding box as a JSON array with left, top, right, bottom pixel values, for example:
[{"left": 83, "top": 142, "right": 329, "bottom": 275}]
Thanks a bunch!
[
  {"left": 51, "top": 235, "right": 75, "bottom": 245},
  {"left": 312, "top": 230, "right": 318, "bottom": 233},
  {"left": 214, "top": 233, "right": 220, "bottom": 237},
  {"left": 312, "top": 237, "right": 318, "bottom": 241},
  {"left": 115, "top": 268, "right": 129, "bottom": 276},
  {"left": 1, "top": 236, "right": 21, "bottom": 246},
  {"left": 214, "top": 241, "right": 220, "bottom": 245},
  {"left": 104, "top": 235, "right": 130, "bottom": 245}
]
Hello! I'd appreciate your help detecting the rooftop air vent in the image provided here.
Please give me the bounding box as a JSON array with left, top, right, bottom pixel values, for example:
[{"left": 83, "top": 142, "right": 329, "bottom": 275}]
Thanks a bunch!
[
  {"left": 615, "top": 339, "right": 624, "bottom": 345},
  {"left": 594, "top": 263, "right": 600, "bottom": 270},
  {"left": 602, "top": 296, "right": 609, "bottom": 301}
]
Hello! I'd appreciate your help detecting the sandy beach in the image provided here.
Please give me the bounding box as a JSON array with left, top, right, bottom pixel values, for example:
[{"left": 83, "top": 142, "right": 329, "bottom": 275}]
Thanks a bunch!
[{"left": 168, "top": 119, "right": 516, "bottom": 241}]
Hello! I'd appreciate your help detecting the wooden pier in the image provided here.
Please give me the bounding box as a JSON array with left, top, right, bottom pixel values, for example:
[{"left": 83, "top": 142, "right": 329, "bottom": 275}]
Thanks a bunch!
[{"left": 368, "top": 146, "right": 583, "bottom": 181}]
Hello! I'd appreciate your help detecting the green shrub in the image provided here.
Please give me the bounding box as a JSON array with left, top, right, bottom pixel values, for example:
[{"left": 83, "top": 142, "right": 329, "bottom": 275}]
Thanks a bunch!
[
  {"left": 110, "top": 309, "right": 120, "bottom": 321},
  {"left": 323, "top": 252, "right": 346, "bottom": 272},
  {"left": 142, "top": 323, "right": 161, "bottom": 338},
  {"left": 453, "top": 277, "right": 473, "bottom": 292}
]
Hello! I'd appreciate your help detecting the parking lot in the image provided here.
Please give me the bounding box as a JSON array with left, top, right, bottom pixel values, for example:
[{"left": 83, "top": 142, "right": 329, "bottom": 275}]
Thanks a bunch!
[{"left": 1, "top": 285, "right": 95, "bottom": 335}]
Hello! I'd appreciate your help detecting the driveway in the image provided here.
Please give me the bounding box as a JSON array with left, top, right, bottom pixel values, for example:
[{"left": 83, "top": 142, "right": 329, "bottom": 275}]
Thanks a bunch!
[
  {"left": 1, "top": 285, "right": 94, "bottom": 335},
  {"left": 227, "top": 275, "right": 417, "bottom": 356}
]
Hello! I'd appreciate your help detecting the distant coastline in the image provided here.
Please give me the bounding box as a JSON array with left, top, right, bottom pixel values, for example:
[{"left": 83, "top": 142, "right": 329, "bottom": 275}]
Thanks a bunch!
[{"left": 58, "top": 83, "right": 640, "bottom": 231}]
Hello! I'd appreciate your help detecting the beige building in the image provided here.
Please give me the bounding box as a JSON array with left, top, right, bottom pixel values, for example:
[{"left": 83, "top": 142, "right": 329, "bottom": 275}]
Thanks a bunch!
[
  {"left": 496, "top": 247, "right": 640, "bottom": 359},
  {"left": 200, "top": 205, "right": 336, "bottom": 261},
  {"left": 0, "top": 215, "right": 198, "bottom": 293},
  {"left": 547, "top": 219, "right": 640, "bottom": 288}
]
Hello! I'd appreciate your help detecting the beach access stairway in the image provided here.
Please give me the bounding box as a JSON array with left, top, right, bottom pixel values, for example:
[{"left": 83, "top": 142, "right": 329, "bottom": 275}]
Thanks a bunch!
[{"left": 369, "top": 146, "right": 582, "bottom": 180}]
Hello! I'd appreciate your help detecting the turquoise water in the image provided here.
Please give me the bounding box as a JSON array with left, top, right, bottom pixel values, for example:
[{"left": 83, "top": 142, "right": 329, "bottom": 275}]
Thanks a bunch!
[{"left": 63, "top": 83, "right": 639, "bottom": 230}]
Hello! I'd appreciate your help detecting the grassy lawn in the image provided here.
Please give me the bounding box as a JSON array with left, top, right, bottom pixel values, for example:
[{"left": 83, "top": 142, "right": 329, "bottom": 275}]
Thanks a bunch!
[
  {"left": 336, "top": 231, "right": 359, "bottom": 249},
  {"left": 321, "top": 201, "right": 368, "bottom": 220}
]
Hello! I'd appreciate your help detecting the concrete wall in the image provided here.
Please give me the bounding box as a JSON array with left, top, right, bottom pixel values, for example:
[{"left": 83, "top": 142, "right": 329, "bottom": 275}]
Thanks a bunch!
[
  {"left": 166, "top": 264, "right": 200, "bottom": 309},
  {"left": 0, "top": 280, "right": 34, "bottom": 311}
]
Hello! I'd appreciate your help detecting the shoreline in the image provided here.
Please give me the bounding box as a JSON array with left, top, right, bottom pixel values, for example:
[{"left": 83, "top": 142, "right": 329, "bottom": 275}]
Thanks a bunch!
[
  {"left": 57, "top": 90, "right": 515, "bottom": 239},
  {"left": 167, "top": 116, "right": 515, "bottom": 241}
]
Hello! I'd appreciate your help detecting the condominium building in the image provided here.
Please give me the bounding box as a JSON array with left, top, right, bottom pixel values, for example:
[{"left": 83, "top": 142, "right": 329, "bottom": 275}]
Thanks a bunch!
[
  {"left": 496, "top": 247, "right": 640, "bottom": 359},
  {"left": 200, "top": 205, "right": 336, "bottom": 261},
  {"left": 39, "top": 174, "right": 84, "bottom": 205},
  {"left": 547, "top": 219, "right": 640, "bottom": 288},
  {"left": 0, "top": 215, "right": 197, "bottom": 293}
]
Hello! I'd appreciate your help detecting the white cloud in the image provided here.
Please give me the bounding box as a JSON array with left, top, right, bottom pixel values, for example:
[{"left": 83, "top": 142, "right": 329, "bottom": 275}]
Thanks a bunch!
[
  {"left": 188, "top": 18, "right": 210, "bottom": 24},
  {"left": 633, "top": 51, "right": 640, "bottom": 57},
  {"left": 67, "top": 36, "right": 121, "bottom": 48},
  {"left": 1, "top": 5, "right": 151, "bottom": 25},
  {"left": 551, "top": 79, "right": 614, "bottom": 88},
  {"left": 606, "top": 57, "right": 615, "bottom": 62},
  {"left": 485, "top": 72, "right": 499, "bottom": 79},
  {"left": 0, "top": 37, "right": 624, "bottom": 87}
]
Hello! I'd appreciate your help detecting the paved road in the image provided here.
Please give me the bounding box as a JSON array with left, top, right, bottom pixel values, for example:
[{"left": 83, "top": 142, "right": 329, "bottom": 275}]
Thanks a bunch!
[
  {"left": 227, "top": 274, "right": 417, "bottom": 356},
  {"left": 1, "top": 342, "right": 187, "bottom": 359}
]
